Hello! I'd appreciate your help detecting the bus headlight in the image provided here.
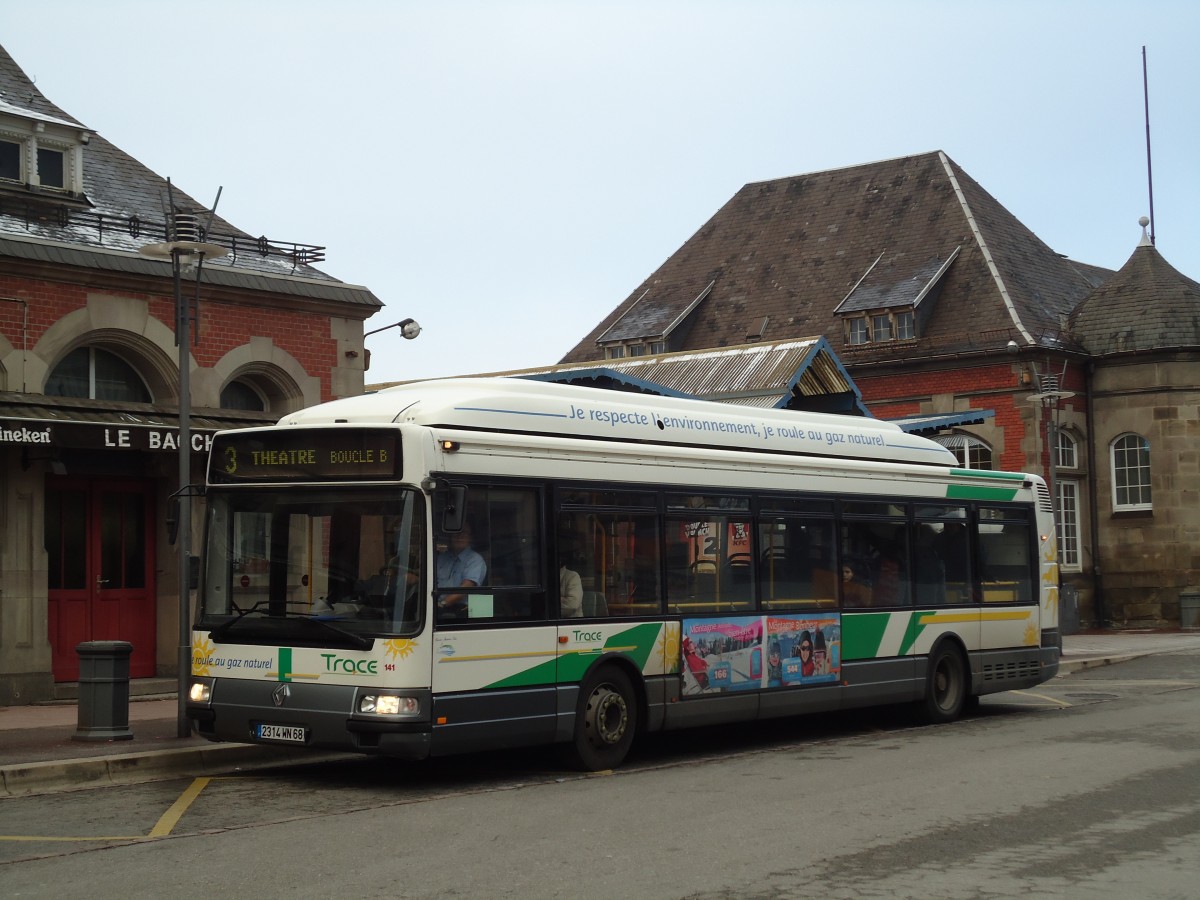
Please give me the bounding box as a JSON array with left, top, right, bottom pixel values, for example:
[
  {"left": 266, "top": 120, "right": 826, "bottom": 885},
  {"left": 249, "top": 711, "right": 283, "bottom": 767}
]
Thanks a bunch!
[
  {"left": 188, "top": 679, "right": 213, "bottom": 704},
  {"left": 358, "top": 694, "right": 420, "bottom": 717}
]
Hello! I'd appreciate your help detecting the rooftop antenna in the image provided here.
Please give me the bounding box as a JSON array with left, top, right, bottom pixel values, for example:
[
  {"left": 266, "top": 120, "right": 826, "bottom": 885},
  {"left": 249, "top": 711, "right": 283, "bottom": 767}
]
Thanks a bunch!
[{"left": 1142, "top": 46, "right": 1156, "bottom": 245}]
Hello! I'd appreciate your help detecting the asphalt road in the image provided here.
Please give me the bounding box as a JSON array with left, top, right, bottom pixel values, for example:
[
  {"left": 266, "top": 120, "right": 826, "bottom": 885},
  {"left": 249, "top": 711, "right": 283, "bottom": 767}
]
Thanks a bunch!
[{"left": 2, "top": 650, "right": 1198, "bottom": 899}]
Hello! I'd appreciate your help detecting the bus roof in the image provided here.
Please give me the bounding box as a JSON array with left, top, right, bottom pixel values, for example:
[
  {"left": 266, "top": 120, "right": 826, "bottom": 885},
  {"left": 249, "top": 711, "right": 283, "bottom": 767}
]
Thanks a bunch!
[{"left": 277, "top": 377, "right": 958, "bottom": 467}]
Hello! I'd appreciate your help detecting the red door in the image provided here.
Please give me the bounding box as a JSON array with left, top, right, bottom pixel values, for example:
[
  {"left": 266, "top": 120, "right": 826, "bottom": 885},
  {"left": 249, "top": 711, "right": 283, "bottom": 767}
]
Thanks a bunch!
[{"left": 46, "top": 477, "right": 157, "bottom": 682}]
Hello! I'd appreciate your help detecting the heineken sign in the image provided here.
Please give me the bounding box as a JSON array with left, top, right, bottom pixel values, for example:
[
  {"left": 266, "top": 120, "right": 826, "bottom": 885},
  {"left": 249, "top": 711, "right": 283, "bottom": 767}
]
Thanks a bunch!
[{"left": 0, "top": 420, "right": 218, "bottom": 453}]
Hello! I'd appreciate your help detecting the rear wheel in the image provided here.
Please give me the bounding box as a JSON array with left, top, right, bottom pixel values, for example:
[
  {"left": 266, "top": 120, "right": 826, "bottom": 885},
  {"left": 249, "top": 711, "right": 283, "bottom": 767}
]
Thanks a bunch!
[
  {"left": 919, "top": 643, "right": 967, "bottom": 724},
  {"left": 566, "top": 666, "right": 638, "bottom": 771}
]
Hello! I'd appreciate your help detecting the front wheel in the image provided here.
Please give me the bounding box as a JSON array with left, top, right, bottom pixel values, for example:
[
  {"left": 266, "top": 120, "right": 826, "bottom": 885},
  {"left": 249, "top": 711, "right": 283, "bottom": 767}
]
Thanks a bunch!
[
  {"left": 566, "top": 666, "right": 638, "bottom": 771},
  {"left": 919, "top": 644, "right": 967, "bottom": 724}
]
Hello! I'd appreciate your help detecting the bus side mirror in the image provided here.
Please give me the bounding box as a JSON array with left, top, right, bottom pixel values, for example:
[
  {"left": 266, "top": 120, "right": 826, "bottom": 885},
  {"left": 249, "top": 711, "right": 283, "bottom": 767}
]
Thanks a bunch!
[{"left": 440, "top": 484, "right": 467, "bottom": 533}]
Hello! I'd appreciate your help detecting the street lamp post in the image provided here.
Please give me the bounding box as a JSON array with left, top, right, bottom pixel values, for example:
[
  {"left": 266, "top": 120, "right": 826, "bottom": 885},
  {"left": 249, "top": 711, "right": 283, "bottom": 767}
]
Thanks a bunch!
[
  {"left": 139, "top": 204, "right": 226, "bottom": 739},
  {"left": 1026, "top": 360, "right": 1074, "bottom": 566}
]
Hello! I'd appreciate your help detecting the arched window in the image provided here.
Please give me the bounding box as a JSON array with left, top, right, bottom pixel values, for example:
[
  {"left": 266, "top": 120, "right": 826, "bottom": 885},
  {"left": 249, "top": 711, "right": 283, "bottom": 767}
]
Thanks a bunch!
[
  {"left": 1055, "top": 430, "right": 1078, "bottom": 470},
  {"left": 934, "top": 434, "right": 993, "bottom": 470},
  {"left": 220, "top": 380, "right": 266, "bottom": 412},
  {"left": 45, "top": 347, "right": 151, "bottom": 402},
  {"left": 1111, "top": 433, "right": 1151, "bottom": 511}
]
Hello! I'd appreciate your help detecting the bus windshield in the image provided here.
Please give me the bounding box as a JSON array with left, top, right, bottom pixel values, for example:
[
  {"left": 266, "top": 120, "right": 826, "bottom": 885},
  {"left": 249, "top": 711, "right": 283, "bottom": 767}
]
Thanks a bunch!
[{"left": 200, "top": 487, "right": 425, "bottom": 640}]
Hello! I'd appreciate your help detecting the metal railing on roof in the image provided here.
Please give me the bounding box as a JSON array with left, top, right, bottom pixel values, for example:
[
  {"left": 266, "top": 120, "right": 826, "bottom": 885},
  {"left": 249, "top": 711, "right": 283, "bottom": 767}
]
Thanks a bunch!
[{"left": 0, "top": 194, "right": 326, "bottom": 270}]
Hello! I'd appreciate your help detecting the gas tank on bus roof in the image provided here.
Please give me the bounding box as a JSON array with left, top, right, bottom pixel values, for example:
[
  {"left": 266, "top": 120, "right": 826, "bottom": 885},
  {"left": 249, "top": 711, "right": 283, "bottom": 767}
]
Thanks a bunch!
[{"left": 278, "top": 377, "right": 957, "bottom": 467}]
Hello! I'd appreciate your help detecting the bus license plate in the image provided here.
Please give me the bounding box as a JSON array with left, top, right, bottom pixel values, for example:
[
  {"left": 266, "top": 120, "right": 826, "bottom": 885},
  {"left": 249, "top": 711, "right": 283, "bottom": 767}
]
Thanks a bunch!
[{"left": 255, "top": 723, "right": 307, "bottom": 744}]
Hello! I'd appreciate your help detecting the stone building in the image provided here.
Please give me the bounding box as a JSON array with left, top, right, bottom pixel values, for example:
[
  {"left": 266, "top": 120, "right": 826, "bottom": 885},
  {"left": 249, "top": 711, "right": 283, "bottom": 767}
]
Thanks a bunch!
[
  {"left": 0, "top": 45, "right": 382, "bottom": 704},
  {"left": 560, "top": 152, "right": 1200, "bottom": 627}
]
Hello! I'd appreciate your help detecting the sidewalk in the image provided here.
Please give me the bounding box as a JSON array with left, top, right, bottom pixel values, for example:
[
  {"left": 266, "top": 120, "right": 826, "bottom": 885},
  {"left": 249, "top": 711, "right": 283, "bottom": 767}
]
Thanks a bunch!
[{"left": 2, "top": 631, "right": 1199, "bottom": 796}]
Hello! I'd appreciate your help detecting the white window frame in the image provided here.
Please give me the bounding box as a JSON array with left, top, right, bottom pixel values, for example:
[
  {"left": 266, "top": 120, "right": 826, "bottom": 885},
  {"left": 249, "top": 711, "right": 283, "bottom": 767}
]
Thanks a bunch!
[
  {"left": 1055, "top": 479, "right": 1081, "bottom": 571},
  {"left": 1111, "top": 433, "right": 1152, "bottom": 511},
  {"left": 1055, "top": 429, "right": 1077, "bottom": 470},
  {"left": 847, "top": 317, "right": 870, "bottom": 345},
  {"left": 895, "top": 309, "right": 915, "bottom": 340},
  {"left": 934, "top": 434, "right": 993, "bottom": 470},
  {"left": 871, "top": 314, "right": 892, "bottom": 342}
]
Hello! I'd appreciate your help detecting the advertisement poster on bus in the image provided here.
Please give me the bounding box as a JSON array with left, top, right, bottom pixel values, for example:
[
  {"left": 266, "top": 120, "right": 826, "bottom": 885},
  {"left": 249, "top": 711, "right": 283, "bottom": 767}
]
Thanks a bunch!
[
  {"left": 765, "top": 615, "right": 840, "bottom": 687},
  {"left": 681, "top": 614, "right": 840, "bottom": 695}
]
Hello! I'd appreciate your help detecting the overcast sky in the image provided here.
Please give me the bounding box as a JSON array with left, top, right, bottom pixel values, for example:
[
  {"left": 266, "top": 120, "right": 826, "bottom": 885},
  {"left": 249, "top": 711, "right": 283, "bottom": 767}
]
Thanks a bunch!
[{"left": 3, "top": 1, "right": 1198, "bottom": 386}]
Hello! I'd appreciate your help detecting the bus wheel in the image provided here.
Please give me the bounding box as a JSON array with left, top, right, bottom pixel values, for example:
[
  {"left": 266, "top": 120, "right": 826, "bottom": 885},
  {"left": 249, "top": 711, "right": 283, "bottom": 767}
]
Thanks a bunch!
[
  {"left": 568, "top": 667, "right": 637, "bottom": 771},
  {"left": 920, "top": 644, "right": 967, "bottom": 724}
]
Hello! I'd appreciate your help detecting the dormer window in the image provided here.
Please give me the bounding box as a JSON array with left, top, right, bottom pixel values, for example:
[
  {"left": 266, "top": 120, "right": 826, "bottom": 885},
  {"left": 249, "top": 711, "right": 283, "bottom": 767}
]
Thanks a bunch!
[
  {"left": 845, "top": 310, "right": 914, "bottom": 345},
  {"left": 0, "top": 110, "right": 91, "bottom": 198}
]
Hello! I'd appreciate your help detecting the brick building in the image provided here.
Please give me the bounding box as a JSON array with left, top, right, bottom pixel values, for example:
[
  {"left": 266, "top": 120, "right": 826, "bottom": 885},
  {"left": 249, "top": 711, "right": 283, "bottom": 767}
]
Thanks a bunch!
[
  {"left": 560, "top": 152, "right": 1200, "bottom": 628},
  {"left": 0, "top": 45, "right": 382, "bottom": 704}
]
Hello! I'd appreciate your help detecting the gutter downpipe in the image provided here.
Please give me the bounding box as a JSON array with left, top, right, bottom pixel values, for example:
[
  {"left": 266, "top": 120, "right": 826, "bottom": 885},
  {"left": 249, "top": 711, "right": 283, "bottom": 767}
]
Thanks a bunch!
[{"left": 1085, "top": 360, "right": 1105, "bottom": 627}]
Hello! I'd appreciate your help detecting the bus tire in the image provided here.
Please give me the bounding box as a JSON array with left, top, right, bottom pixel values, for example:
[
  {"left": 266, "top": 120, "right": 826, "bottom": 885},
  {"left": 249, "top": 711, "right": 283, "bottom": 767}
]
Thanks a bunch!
[
  {"left": 567, "top": 666, "right": 637, "bottom": 771},
  {"left": 919, "top": 643, "right": 967, "bottom": 725}
]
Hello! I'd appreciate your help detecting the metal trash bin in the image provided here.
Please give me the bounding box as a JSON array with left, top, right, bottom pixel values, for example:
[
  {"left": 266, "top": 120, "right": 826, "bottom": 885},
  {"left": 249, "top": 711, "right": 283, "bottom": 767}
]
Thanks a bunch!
[
  {"left": 73, "top": 641, "right": 134, "bottom": 741},
  {"left": 1181, "top": 591, "right": 1200, "bottom": 631}
]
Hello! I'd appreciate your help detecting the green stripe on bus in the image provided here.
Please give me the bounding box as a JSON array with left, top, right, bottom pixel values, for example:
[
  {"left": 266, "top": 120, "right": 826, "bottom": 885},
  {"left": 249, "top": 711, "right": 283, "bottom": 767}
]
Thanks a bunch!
[
  {"left": 946, "top": 484, "right": 1019, "bottom": 501},
  {"left": 487, "top": 657, "right": 557, "bottom": 689},
  {"left": 841, "top": 613, "right": 892, "bottom": 660},
  {"left": 949, "top": 468, "right": 1026, "bottom": 481},
  {"left": 487, "top": 623, "right": 668, "bottom": 689}
]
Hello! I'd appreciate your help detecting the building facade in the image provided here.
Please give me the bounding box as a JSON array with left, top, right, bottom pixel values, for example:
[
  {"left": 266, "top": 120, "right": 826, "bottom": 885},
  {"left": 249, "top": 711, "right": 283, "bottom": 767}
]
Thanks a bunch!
[
  {"left": 560, "top": 152, "right": 1200, "bottom": 628},
  {"left": 0, "top": 46, "right": 382, "bottom": 704}
]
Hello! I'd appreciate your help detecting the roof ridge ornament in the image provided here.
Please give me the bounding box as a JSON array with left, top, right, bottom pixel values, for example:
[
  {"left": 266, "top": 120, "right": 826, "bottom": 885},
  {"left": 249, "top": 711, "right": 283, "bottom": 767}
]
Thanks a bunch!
[{"left": 1138, "top": 216, "right": 1153, "bottom": 248}]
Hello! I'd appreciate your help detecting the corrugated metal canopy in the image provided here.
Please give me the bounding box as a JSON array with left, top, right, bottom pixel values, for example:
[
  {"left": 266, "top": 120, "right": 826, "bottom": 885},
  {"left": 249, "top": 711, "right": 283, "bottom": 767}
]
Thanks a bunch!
[
  {"left": 520, "top": 337, "right": 871, "bottom": 415},
  {"left": 887, "top": 409, "right": 994, "bottom": 435}
]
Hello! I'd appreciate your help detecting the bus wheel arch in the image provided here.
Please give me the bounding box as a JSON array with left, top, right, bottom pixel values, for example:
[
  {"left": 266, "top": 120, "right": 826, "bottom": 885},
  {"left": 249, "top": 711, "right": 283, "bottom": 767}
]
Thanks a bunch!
[
  {"left": 565, "top": 661, "right": 642, "bottom": 771},
  {"left": 919, "top": 638, "right": 969, "bottom": 725}
]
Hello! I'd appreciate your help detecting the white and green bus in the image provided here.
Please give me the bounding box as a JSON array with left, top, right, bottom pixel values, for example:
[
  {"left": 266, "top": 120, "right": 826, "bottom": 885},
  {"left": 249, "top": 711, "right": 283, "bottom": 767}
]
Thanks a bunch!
[{"left": 188, "top": 377, "right": 1060, "bottom": 770}]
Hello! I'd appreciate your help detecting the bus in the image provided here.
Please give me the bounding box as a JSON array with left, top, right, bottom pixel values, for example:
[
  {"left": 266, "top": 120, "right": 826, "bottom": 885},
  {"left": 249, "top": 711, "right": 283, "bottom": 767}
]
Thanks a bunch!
[{"left": 187, "top": 377, "right": 1060, "bottom": 770}]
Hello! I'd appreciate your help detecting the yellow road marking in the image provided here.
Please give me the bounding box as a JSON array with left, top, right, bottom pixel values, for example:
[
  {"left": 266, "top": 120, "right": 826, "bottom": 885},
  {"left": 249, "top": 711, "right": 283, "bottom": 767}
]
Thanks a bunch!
[
  {"left": 148, "top": 776, "right": 211, "bottom": 837},
  {"left": 1011, "top": 689, "right": 1071, "bottom": 708},
  {"left": 1, "top": 775, "right": 228, "bottom": 844}
]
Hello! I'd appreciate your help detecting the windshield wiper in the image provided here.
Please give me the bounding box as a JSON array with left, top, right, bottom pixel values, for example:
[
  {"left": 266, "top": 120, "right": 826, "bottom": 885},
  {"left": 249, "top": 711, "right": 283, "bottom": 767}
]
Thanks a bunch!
[{"left": 208, "top": 601, "right": 372, "bottom": 650}]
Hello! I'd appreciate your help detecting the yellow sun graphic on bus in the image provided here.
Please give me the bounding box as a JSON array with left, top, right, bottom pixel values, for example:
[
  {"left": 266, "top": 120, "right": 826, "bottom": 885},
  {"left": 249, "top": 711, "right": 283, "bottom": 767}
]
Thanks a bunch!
[
  {"left": 383, "top": 638, "right": 417, "bottom": 661},
  {"left": 192, "top": 636, "right": 216, "bottom": 676},
  {"left": 1023, "top": 621, "right": 1039, "bottom": 647},
  {"left": 660, "top": 623, "right": 681, "bottom": 674}
]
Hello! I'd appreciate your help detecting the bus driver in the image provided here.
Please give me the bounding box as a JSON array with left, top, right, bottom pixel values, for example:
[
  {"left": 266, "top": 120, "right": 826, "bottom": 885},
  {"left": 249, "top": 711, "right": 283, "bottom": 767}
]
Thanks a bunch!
[{"left": 436, "top": 524, "right": 487, "bottom": 618}]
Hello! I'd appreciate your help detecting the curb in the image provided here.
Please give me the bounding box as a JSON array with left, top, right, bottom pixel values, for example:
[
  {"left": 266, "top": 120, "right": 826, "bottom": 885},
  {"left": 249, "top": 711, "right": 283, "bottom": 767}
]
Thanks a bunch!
[
  {"left": 1057, "top": 653, "right": 1146, "bottom": 675},
  {"left": 0, "top": 744, "right": 353, "bottom": 797}
]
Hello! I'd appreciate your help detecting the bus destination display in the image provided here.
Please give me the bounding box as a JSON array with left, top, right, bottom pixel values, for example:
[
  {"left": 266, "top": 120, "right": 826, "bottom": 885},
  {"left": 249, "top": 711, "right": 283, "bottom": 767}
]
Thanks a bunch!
[{"left": 209, "top": 429, "right": 401, "bottom": 483}]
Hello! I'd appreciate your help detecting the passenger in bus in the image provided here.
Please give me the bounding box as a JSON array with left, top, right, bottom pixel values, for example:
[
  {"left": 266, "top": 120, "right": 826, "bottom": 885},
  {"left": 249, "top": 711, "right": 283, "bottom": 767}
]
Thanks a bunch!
[
  {"left": 841, "top": 563, "right": 872, "bottom": 607},
  {"left": 435, "top": 524, "right": 487, "bottom": 618},
  {"left": 560, "top": 562, "right": 583, "bottom": 617}
]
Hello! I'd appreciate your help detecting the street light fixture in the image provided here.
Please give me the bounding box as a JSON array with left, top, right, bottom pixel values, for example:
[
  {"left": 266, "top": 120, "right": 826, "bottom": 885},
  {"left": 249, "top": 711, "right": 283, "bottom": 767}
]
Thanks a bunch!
[{"left": 365, "top": 317, "right": 421, "bottom": 340}]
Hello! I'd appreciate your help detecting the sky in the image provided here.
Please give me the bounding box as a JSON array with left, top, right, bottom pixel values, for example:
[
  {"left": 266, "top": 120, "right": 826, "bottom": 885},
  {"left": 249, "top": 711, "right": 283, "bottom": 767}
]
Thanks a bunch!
[{"left": 3, "top": 1, "right": 1198, "bottom": 386}]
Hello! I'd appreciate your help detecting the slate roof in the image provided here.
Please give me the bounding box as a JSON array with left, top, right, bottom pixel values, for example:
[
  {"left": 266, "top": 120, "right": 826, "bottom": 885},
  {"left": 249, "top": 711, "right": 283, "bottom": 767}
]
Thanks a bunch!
[
  {"left": 0, "top": 44, "right": 380, "bottom": 310},
  {"left": 1069, "top": 228, "right": 1200, "bottom": 356},
  {"left": 560, "top": 151, "right": 1109, "bottom": 365}
]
